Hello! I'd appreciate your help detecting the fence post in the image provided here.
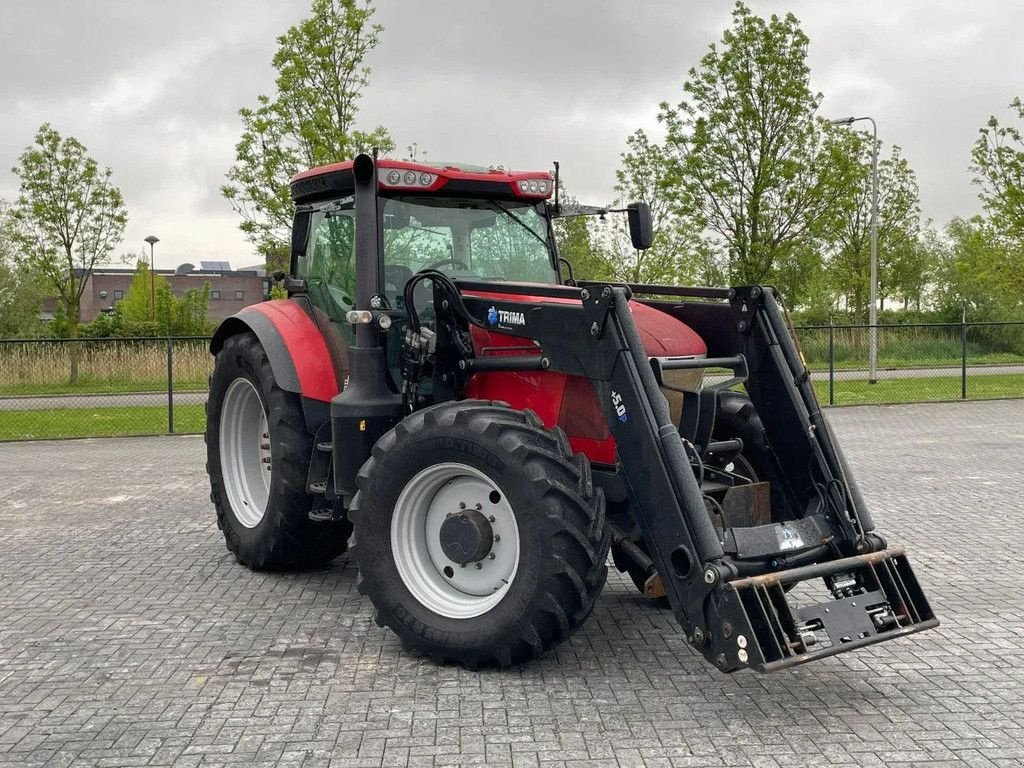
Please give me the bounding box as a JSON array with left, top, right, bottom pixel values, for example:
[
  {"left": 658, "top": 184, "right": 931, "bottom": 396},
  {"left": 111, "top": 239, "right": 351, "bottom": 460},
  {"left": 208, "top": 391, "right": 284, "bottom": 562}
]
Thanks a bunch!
[
  {"left": 961, "top": 306, "right": 968, "bottom": 400},
  {"left": 167, "top": 337, "right": 175, "bottom": 433},
  {"left": 828, "top": 316, "right": 835, "bottom": 406}
]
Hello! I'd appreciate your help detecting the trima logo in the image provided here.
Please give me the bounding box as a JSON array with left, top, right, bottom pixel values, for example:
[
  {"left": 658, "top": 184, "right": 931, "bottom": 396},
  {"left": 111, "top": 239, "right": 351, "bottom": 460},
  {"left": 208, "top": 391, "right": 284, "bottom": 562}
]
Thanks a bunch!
[{"left": 486, "top": 306, "right": 526, "bottom": 327}]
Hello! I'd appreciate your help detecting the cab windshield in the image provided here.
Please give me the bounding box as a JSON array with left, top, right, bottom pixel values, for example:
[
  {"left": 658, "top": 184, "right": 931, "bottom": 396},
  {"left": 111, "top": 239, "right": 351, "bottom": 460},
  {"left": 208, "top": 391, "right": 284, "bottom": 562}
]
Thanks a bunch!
[
  {"left": 382, "top": 196, "right": 557, "bottom": 284},
  {"left": 296, "top": 195, "right": 557, "bottom": 326}
]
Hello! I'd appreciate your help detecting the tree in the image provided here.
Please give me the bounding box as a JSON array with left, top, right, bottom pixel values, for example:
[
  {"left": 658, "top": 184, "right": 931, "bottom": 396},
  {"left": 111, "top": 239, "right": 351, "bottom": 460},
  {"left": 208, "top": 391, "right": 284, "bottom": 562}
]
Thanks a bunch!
[
  {"left": 600, "top": 129, "right": 722, "bottom": 285},
  {"left": 658, "top": 2, "right": 858, "bottom": 301},
  {"left": 826, "top": 133, "right": 922, "bottom": 318},
  {"left": 552, "top": 184, "right": 614, "bottom": 282},
  {"left": 971, "top": 98, "right": 1024, "bottom": 242},
  {"left": 9, "top": 124, "right": 127, "bottom": 377},
  {"left": 223, "top": 0, "right": 394, "bottom": 262},
  {"left": 933, "top": 217, "right": 1023, "bottom": 319},
  {"left": 118, "top": 260, "right": 213, "bottom": 336},
  {"left": 0, "top": 199, "right": 45, "bottom": 338}
]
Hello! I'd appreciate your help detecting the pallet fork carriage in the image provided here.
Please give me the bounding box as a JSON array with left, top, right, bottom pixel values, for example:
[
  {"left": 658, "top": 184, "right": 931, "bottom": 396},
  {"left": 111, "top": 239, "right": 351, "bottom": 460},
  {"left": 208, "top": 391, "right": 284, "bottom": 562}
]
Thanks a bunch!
[{"left": 207, "top": 152, "right": 936, "bottom": 672}]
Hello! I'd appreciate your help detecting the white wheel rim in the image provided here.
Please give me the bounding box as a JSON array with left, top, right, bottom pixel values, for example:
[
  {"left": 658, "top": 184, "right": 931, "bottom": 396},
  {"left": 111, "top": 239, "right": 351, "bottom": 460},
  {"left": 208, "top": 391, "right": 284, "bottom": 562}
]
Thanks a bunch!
[
  {"left": 219, "top": 377, "right": 271, "bottom": 528},
  {"left": 391, "top": 462, "right": 521, "bottom": 619}
]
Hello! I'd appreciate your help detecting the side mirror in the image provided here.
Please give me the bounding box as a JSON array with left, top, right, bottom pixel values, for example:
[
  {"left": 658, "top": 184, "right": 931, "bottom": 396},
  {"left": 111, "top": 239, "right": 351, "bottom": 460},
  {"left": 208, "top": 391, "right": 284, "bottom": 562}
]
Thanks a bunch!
[{"left": 626, "top": 202, "right": 654, "bottom": 250}]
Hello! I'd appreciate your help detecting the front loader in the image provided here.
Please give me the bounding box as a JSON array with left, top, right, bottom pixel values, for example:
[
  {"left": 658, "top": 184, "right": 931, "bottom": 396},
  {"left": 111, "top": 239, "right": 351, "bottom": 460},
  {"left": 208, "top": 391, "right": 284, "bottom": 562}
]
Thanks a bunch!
[{"left": 206, "top": 152, "right": 937, "bottom": 672}]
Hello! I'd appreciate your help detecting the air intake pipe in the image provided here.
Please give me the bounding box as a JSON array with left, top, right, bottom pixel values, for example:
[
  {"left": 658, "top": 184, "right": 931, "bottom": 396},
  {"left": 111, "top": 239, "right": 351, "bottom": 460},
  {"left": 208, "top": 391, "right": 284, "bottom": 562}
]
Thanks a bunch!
[{"left": 330, "top": 152, "right": 403, "bottom": 503}]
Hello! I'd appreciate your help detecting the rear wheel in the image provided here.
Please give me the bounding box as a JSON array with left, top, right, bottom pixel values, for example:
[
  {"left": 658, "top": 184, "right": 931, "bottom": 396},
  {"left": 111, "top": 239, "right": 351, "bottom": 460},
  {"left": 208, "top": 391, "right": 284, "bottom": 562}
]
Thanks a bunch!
[
  {"left": 351, "top": 400, "right": 609, "bottom": 667},
  {"left": 206, "top": 332, "right": 351, "bottom": 569}
]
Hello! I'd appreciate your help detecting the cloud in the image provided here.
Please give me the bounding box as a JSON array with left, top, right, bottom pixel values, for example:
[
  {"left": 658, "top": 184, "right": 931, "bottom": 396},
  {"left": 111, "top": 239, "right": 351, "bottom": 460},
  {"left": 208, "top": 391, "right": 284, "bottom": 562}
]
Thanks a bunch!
[{"left": 1, "top": 0, "right": 1022, "bottom": 266}]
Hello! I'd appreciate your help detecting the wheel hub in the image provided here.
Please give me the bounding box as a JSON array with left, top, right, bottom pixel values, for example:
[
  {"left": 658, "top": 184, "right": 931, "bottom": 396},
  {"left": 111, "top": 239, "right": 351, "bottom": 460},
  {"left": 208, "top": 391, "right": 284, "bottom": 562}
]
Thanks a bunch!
[
  {"left": 439, "top": 509, "right": 494, "bottom": 565},
  {"left": 390, "top": 462, "right": 521, "bottom": 619}
]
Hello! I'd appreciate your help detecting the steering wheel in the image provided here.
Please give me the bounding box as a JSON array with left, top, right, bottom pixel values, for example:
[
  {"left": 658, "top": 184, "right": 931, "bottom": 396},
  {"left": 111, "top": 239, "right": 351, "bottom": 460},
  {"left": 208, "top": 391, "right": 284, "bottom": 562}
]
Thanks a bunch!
[{"left": 423, "top": 258, "right": 470, "bottom": 272}]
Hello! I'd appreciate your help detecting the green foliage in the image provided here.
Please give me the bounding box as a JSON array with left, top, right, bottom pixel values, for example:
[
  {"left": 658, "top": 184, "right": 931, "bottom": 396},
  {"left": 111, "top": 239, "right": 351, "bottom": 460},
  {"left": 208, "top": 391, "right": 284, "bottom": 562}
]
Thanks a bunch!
[
  {"left": 117, "top": 260, "right": 213, "bottom": 336},
  {"left": 223, "top": 0, "right": 394, "bottom": 257},
  {"left": 658, "top": 2, "right": 859, "bottom": 301},
  {"left": 117, "top": 260, "right": 157, "bottom": 324},
  {"left": 599, "top": 130, "right": 721, "bottom": 285},
  {"left": 0, "top": 199, "right": 46, "bottom": 338},
  {"left": 826, "top": 133, "right": 923, "bottom": 318},
  {"left": 9, "top": 124, "right": 128, "bottom": 342},
  {"left": 932, "top": 217, "right": 1023, "bottom": 320},
  {"left": 79, "top": 312, "right": 121, "bottom": 338},
  {"left": 552, "top": 185, "right": 614, "bottom": 282},
  {"left": 971, "top": 98, "right": 1024, "bottom": 241}
]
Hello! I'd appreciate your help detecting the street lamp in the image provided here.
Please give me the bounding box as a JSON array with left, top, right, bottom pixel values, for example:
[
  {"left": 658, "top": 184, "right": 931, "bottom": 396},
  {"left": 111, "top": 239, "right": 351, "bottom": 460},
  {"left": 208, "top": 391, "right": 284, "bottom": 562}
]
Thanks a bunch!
[
  {"left": 144, "top": 235, "right": 160, "bottom": 321},
  {"left": 831, "top": 115, "right": 879, "bottom": 384}
]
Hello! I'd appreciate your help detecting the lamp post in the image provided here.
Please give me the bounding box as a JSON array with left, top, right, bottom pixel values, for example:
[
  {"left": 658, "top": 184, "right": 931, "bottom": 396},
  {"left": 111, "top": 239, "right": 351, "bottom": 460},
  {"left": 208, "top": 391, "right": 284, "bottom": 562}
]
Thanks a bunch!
[
  {"left": 831, "top": 115, "right": 879, "bottom": 384},
  {"left": 144, "top": 235, "right": 160, "bottom": 321}
]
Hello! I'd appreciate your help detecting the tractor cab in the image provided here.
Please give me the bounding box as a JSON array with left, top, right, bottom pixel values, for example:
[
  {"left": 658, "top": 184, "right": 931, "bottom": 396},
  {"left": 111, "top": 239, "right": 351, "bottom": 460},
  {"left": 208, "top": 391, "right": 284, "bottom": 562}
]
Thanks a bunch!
[{"left": 290, "top": 159, "right": 562, "bottom": 332}]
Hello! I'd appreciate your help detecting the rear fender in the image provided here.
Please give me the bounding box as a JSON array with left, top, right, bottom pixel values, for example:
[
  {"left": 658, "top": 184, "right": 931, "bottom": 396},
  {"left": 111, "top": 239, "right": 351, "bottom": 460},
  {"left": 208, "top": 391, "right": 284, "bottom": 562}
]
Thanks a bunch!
[{"left": 211, "top": 300, "right": 341, "bottom": 432}]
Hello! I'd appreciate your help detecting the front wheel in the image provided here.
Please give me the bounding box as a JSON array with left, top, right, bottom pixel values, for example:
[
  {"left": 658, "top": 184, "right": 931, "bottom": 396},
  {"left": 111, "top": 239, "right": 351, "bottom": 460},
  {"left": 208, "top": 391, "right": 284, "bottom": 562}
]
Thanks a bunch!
[
  {"left": 205, "top": 332, "right": 351, "bottom": 569},
  {"left": 351, "top": 400, "right": 610, "bottom": 668}
]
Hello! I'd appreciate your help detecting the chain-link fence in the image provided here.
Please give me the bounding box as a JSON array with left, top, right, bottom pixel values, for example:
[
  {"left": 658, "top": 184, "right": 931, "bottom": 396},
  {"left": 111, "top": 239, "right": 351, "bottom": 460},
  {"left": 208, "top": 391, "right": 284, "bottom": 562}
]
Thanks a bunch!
[
  {"left": 0, "top": 336, "right": 212, "bottom": 441},
  {"left": 1, "top": 322, "right": 1022, "bottom": 441},
  {"left": 796, "top": 320, "right": 1024, "bottom": 405}
]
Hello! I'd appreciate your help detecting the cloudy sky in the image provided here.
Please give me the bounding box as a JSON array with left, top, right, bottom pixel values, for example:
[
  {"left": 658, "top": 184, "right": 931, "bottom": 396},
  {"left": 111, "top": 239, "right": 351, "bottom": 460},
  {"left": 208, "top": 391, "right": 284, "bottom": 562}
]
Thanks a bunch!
[{"left": 0, "top": 1, "right": 1019, "bottom": 269}]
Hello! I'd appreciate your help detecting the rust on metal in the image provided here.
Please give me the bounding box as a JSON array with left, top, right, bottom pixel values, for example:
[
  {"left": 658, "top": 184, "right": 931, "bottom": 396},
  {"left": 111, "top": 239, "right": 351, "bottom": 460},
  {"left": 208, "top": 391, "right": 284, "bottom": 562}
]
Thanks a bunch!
[
  {"left": 725, "top": 545, "right": 906, "bottom": 590},
  {"left": 644, "top": 572, "right": 667, "bottom": 600}
]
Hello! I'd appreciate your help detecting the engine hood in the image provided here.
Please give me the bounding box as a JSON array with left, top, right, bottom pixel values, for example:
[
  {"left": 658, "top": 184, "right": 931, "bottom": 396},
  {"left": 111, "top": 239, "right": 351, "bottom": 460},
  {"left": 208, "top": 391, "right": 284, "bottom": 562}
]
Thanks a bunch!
[{"left": 466, "top": 291, "right": 707, "bottom": 359}]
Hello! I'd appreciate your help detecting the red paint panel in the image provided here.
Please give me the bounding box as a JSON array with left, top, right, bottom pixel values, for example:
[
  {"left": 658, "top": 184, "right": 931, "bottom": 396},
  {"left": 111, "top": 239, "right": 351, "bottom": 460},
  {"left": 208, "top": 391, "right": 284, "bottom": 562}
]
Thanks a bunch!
[
  {"left": 464, "top": 290, "right": 707, "bottom": 468},
  {"left": 290, "top": 159, "right": 554, "bottom": 199},
  {"left": 246, "top": 300, "right": 339, "bottom": 402}
]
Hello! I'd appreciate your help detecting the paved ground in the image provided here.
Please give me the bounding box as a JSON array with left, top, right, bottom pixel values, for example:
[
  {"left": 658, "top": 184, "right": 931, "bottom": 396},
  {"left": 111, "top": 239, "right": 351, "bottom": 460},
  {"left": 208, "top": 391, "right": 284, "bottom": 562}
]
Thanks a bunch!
[{"left": 1, "top": 400, "right": 1022, "bottom": 768}]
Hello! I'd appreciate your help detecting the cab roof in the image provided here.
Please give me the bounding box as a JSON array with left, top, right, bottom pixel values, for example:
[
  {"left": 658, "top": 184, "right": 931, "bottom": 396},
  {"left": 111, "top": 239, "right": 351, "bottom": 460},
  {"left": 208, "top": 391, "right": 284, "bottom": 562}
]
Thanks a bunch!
[{"left": 289, "top": 158, "right": 554, "bottom": 205}]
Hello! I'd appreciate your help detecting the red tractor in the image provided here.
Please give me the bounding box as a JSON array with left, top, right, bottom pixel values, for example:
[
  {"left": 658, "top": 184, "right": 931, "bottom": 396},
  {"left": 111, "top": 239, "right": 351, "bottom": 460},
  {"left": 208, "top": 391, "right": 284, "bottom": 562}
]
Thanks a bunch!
[{"left": 206, "top": 153, "right": 936, "bottom": 672}]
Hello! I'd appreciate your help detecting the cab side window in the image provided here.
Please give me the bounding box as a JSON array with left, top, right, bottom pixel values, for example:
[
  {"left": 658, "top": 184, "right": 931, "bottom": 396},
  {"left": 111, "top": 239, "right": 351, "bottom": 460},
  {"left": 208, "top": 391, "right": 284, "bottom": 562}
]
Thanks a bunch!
[{"left": 296, "top": 209, "right": 356, "bottom": 324}]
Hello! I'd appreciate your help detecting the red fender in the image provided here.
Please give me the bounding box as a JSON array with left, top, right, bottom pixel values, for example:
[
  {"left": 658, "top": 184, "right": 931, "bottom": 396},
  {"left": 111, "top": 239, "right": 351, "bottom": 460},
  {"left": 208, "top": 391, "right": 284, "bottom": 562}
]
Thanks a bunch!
[{"left": 210, "top": 300, "right": 339, "bottom": 402}]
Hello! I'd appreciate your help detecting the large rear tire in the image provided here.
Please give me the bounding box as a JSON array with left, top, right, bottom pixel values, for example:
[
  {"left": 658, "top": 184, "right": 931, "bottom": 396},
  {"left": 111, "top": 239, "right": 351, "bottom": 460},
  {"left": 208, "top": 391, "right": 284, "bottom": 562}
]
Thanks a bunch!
[
  {"left": 205, "top": 332, "right": 351, "bottom": 570},
  {"left": 350, "top": 400, "right": 609, "bottom": 668}
]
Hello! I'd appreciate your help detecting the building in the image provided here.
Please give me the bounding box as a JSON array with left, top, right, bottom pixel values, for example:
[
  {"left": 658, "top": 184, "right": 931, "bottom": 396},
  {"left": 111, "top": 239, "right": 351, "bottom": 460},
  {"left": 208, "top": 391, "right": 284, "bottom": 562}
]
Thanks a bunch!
[{"left": 43, "top": 263, "right": 269, "bottom": 325}]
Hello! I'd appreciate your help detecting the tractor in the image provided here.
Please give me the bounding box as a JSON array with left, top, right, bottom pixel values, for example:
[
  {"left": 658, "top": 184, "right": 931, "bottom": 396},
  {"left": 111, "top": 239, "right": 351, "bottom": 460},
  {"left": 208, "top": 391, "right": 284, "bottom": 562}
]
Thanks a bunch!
[{"left": 206, "top": 152, "right": 936, "bottom": 672}]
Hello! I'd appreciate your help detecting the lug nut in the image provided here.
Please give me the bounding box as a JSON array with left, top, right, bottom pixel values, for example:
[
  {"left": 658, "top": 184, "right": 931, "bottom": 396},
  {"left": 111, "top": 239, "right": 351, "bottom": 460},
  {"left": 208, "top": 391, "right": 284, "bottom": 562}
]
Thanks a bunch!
[
  {"left": 459, "top": 502, "right": 466, "bottom": 510},
  {"left": 475, "top": 562, "right": 483, "bottom": 570},
  {"left": 494, "top": 534, "right": 500, "bottom": 542},
  {"left": 488, "top": 552, "right": 496, "bottom": 560},
  {"left": 488, "top": 515, "right": 495, "bottom": 523}
]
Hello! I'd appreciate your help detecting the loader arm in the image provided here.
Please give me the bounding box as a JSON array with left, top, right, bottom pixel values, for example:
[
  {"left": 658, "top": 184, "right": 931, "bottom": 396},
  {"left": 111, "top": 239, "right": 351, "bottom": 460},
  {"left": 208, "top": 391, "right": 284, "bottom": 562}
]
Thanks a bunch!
[{"left": 439, "top": 279, "right": 937, "bottom": 672}]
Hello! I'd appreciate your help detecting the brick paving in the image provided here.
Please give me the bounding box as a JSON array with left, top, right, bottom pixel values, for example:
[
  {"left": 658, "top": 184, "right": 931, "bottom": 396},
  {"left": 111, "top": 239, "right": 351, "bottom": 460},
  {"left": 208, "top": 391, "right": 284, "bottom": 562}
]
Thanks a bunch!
[{"left": 1, "top": 399, "right": 1022, "bottom": 767}]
